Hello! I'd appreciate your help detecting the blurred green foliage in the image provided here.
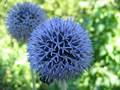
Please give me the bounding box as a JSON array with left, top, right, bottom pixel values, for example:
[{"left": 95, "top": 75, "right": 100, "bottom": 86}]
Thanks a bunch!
[{"left": 0, "top": 0, "right": 120, "bottom": 90}]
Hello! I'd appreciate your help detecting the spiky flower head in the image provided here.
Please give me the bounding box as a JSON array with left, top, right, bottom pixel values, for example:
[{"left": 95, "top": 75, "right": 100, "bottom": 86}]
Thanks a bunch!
[
  {"left": 6, "top": 2, "right": 47, "bottom": 42},
  {"left": 27, "top": 17, "right": 93, "bottom": 83}
]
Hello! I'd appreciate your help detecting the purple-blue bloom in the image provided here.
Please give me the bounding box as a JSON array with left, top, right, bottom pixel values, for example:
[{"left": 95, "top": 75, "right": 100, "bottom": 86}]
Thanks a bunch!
[
  {"left": 27, "top": 17, "right": 93, "bottom": 83},
  {"left": 6, "top": 2, "right": 47, "bottom": 42}
]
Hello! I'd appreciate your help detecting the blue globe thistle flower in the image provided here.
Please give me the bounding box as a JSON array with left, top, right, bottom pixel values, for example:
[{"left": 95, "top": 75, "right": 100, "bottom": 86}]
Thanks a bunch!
[
  {"left": 27, "top": 17, "right": 93, "bottom": 83},
  {"left": 6, "top": 2, "right": 47, "bottom": 42}
]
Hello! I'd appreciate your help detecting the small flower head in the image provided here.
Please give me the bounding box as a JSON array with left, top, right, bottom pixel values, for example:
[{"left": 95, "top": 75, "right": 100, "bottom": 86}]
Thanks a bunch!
[
  {"left": 6, "top": 2, "right": 47, "bottom": 42},
  {"left": 28, "top": 18, "right": 93, "bottom": 83}
]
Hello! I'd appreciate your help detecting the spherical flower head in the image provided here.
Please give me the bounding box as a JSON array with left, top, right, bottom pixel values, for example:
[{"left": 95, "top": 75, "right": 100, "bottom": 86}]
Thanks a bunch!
[
  {"left": 6, "top": 2, "right": 47, "bottom": 42},
  {"left": 27, "top": 17, "right": 93, "bottom": 83}
]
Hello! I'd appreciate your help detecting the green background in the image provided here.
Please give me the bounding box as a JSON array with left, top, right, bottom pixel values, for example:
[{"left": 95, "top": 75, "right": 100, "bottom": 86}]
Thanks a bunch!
[{"left": 0, "top": 0, "right": 120, "bottom": 90}]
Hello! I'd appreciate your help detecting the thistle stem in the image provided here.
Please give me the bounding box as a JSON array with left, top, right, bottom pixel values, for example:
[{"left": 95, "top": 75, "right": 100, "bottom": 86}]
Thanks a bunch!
[
  {"left": 58, "top": 80, "right": 67, "bottom": 90},
  {"left": 62, "top": 80, "right": 67, "bottom": 90},
  {"left": 31, "top": 68, "right": 36, "bottom": 90}
]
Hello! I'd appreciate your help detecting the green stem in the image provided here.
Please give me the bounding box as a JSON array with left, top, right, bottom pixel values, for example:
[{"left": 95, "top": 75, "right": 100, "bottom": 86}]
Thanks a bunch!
[
  {"left": 31, "top": 68, "right": 36, "bottom": 90},
  {"left": 58, "top": 80, "right": 67, "bottom": 90},
  {"left": 62, "top": 80, "right": 67, "bottom": 90}
]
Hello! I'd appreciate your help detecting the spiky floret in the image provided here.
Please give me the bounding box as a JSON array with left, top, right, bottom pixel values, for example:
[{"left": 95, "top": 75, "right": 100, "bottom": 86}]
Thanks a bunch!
[
  {"left": 28, "top": 17, "right": 93, "bottom": 83},
  {"left": 6, "top": 2, "right": 47, "bottom": 42}
]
